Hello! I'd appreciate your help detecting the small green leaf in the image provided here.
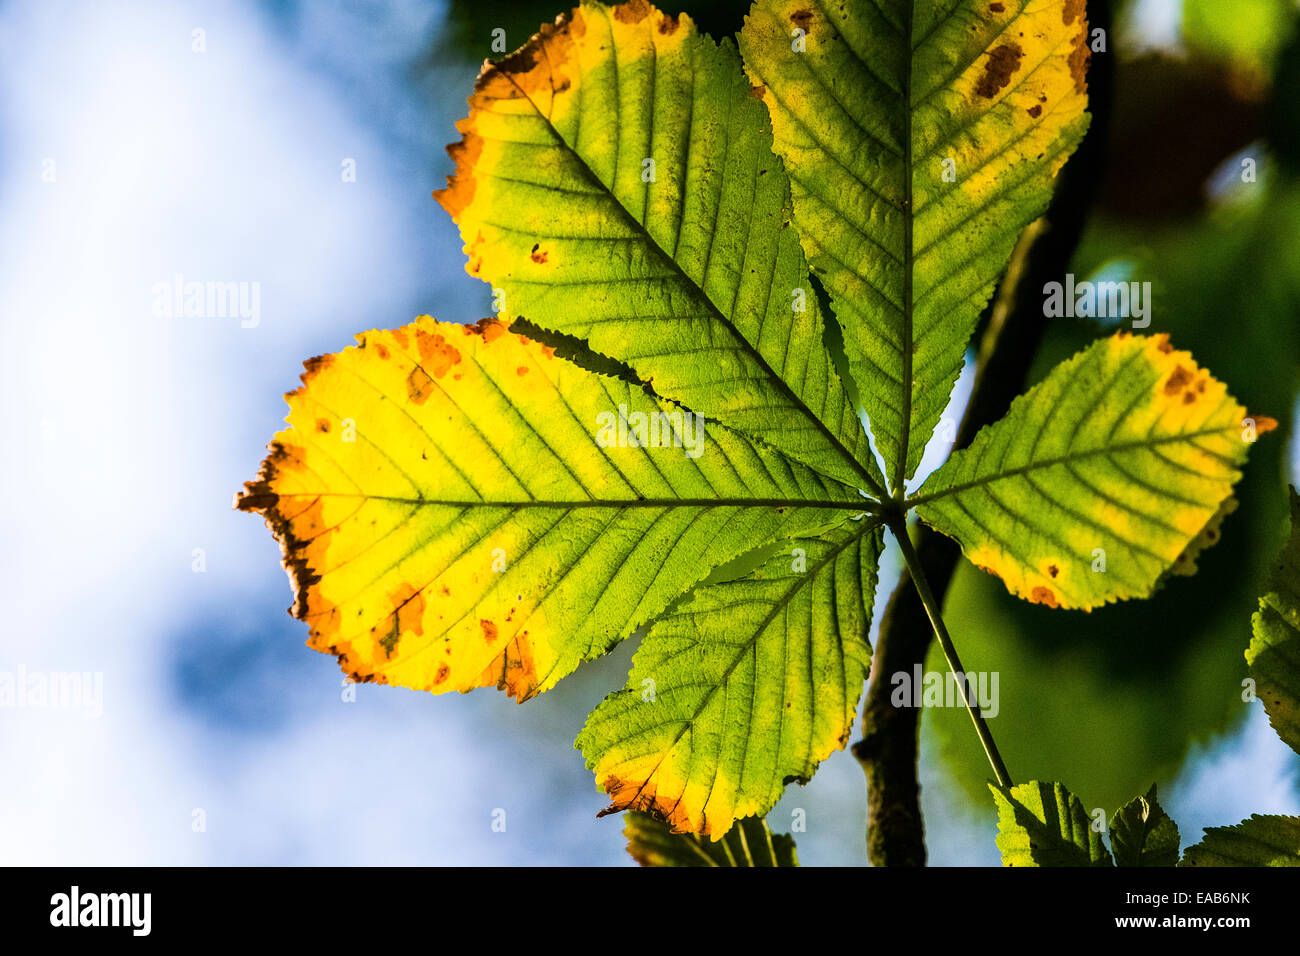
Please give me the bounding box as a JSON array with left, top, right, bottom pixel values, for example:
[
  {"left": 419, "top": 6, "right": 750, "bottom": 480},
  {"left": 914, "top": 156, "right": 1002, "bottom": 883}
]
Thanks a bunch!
[
  {"left": 1180, "top": 815, "right": 1300, "bottom": 867},
  {"left": 991, "top": 781, "right": 1113, "bottom": 867},
  {"left": 623, "top": 811, "right": 798, "bottom": 867},
  {"left": 1109, "top": 785, "right": 1180, "bottom": 867},
  {"left": 1247, "top": 486, "right": 1300, "bottom": 755}
]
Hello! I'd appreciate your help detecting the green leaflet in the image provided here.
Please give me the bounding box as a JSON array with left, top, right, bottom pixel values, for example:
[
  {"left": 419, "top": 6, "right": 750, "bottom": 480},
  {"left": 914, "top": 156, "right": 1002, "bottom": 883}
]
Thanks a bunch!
[
  {"left": 1181, "top": 815, "right": 1300, "bottom": 867},
  {"left": 578, "top": 521, "right": 881, "bottom": 838},
  {"left": 623, "top": 811, "right": 799, "bottom": 866},
  {"left": 1247, "top": 487, "right": 1300, "bottom": 754},
  {"left": 741, "top": 0, "right": 1091, "bottom": 491},
  {"left": 437, "top": 1, "right": 882, "bottom": 494},
  {"left": 991, "top": 780, "right": 1112, "bottom": 867},
  {"left": 913, "top": 333, "right": 1268, "bottom": 610},
  {"left": 1110, "top": 785, "right": 1180, "bottom": 867}
]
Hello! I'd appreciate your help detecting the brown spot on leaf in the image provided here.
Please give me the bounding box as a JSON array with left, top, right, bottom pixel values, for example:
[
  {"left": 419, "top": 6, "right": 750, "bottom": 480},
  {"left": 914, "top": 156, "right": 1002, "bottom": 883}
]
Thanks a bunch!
[
  {"left": 415, "top": 328, "right": 462, "bottom": 377},
  {"left": 389, "top": 583, "right": 425, "bottom": 637},
  {"left": 407, "top": 366, "right": 435, "bottom": 405},
  {"left": 300, "top": 354, "right": 335, "bottom": 389},
  {"left": 657, "top": 12, "right": 680, "bottom": 34},
  {"left": 1063, "top": 0, "right": 1086, "bottom": 26},
  {"left": 975, "top": 43, "right": 1023, "bottom": 99},
  {"left": 530, "top": 243, "right": 549, "bottom": 264},
  {"left": 480, "top": 619, "right": 499, "bottom": 644},
  {"left": 1164, "top": 365, "right": 1194, "bottom": 396},
  {"left": 790, "top": 9, "right": 813, "bottom": 29},
  {"left": 435, "top": 663, "right": 451, "bottom": 685},
  {"left": 989, "top": 1, "right": 1005, "bottom": 11},
  {"left": 1028, "top": 104, "right": 1042, "bottom": 118},
  {"left": 614, "top": 0, "right": 651, "bottom": 23},
  {"left": 481, "top": 627, "right": 540, "bottom": 701},
  {"left": 374, "top": 343, "right": 390, "bottom": 360},
  {"left": 1068, "top": 29, "right": 1091, "bottom": 94},
  {"left": 749, "top": 84, "right": 766, "bottom": 99},
  {"left": 517, "top": 366, "right": 530, "bottom": 376},
  {"left": 1030, "top": 586, "right": 1059, "bottom": 608},
  {"left": 467, "top": 317, "right": 507, "bottom": 343},
  {"left": 1048, "top": 564, "right": 1059, "bottom": 578}
]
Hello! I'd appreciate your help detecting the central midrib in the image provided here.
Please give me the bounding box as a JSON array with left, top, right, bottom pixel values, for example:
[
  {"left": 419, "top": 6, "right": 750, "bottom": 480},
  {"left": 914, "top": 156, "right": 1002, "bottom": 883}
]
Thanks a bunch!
[
  {"left": 907, "top": 423, "right": 1241, "bottom": 510},
  {"left": 893, "top": 4, "right": 916, "bottom": 499},
  {"left": 273, "top": 493, "right": 879, "bottom": 511}
]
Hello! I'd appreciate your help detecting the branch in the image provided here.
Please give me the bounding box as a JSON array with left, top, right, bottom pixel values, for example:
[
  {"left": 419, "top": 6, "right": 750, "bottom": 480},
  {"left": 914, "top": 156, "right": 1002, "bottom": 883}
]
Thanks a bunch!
[{"left": 852, "top": 0, "right": 1116, "bottom": 867}]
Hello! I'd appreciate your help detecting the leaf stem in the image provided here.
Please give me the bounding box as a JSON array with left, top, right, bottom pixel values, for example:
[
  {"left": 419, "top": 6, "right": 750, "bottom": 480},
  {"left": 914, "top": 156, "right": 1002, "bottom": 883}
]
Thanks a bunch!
[{"left": 887, "top": 515, "right": 1013, "bottom": 789}]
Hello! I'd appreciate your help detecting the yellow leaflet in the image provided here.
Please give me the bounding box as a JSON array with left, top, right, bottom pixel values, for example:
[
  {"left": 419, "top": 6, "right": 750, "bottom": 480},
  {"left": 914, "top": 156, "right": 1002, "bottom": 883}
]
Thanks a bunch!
[
  {"left": 237, "top": 316, "right": 866, "bottom": 699},
  {"left": 915, "top": 333, "right": 1276, "bottom": 610},
  {"left": 238, "top": 320, "right": 569, "bottom": 698}
]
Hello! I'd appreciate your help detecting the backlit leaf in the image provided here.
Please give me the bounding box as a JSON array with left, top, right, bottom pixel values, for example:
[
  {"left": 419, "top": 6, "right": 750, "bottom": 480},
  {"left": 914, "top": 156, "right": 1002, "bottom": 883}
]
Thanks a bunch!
[
  {"left": 236, "top": 316, "right": 869, "bottom": 700},
  {"left": 236, "top": 0, "right": 1275, "bottom": 858},
  {"left": 578, "top": 521, "right": 881, "bottom": 837},
  {"left": 913, "top": 333, "right": 1273, "bottom": 610},
  {"left": 623, "top": 811, "right": 799, "bottom": 866},
  {"left": 740, "top": 0, "right": 1091, "bottom": 491},
  {"left": 436, "top": 0, "right": 882, "bottom": 494},
  {"left": 991, "top": 780, "right": 1112, "bottom": 866},
  {"left": 1247, "top": 487, "right": 1300, "bottom": 754},
  {"left": 1109, "top": 785, "right": 1180, "bottom": 867},
  {"left": 1180, "top": 814, "right": 1300, "bottom": 867}
]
